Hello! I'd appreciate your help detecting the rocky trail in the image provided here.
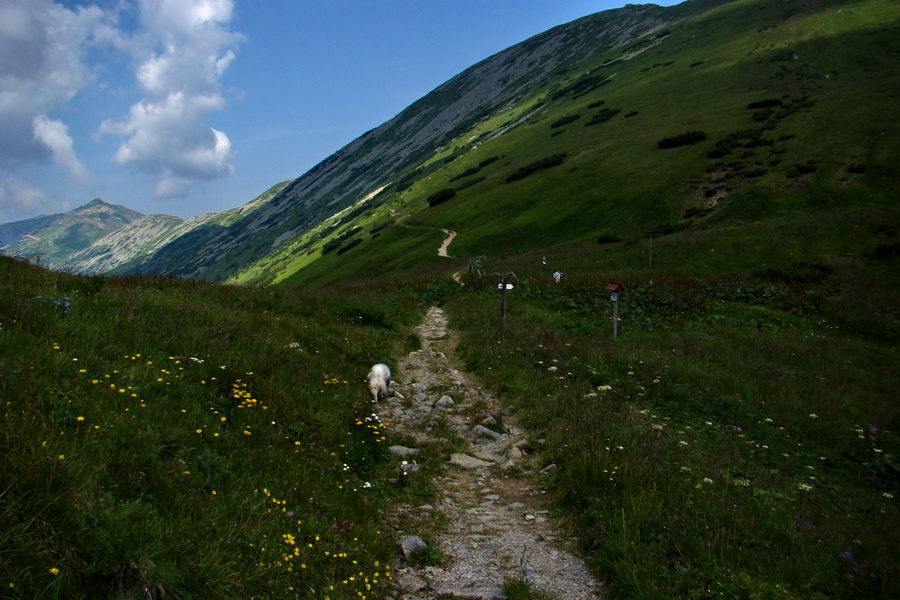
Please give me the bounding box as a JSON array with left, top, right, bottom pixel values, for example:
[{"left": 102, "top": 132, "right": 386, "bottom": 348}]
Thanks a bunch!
[{"left": 381, "top": 306, "right": 602, "bottom": 600}]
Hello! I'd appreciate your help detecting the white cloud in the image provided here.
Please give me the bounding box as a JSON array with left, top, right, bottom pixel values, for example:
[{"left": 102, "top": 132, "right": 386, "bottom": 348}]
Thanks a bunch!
[
  {"left": 0, "top": 0, "right": 107, "bottom": 172},
  {"left": 0, "top": 0, "right": 245, "bottom": 221},
  {"left": 33, "top": 115, "right": 89, "bottom": 183},
  {"left": 0, "top": 177, "right": 52, "bottom": 224},
  {"left": 100, "top": 0, "right": 243, "bottom": 197}
]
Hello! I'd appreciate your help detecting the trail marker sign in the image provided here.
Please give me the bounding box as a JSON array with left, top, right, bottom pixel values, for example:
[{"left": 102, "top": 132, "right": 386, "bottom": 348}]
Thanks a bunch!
[{"left": 605, "top": 283, "right": 624, "bottom": 338}]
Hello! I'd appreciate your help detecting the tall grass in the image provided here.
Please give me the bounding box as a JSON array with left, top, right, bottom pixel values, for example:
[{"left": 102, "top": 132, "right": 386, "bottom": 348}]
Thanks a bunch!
[
  {"left": 444, "top": 269, "right": 898, "bottom": 599},
  {"left": 0, "top": 257, "right": 429, "bottom": 599}
]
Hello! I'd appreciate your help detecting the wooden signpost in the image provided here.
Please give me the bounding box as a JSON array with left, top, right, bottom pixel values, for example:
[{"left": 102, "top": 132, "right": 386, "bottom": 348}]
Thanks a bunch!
[
  {"left": 605, "top": 283, "right": 623, "bottom": 338},
  {"left": 493, "top": 272, "right": 517, "bottom": 329}
]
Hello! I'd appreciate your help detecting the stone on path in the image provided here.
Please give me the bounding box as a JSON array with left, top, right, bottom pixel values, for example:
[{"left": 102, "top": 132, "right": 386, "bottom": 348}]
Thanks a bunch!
[
  {"left": 398, "top": 535, "right": 428, "bottom": 560},
  {"left": 389, "top": 445, "right": 422, "bottom": 459},
  {"left": 450, "top": 453, "right": 494, "bottom": 469}
]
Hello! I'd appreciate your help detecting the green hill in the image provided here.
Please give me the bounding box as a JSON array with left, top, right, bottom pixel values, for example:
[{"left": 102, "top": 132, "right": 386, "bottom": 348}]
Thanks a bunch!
[
  {"left": 233, "top": 0, "right": 897, "bottom": 290},
  {"left": 1, "top": 1, "right": 897, "bottom": 598}
]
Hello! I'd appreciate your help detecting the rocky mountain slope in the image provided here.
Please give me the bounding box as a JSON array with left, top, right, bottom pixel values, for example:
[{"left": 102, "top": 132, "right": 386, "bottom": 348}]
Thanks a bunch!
[
  {"left": 123, "top": 0, "right": 729, "bottom": 281},
  {"left": 0, "top": 199, "right": 142, "bottom": 270},
  {"left": 59, "top": 181, "right": 289, "bottom": 275}
]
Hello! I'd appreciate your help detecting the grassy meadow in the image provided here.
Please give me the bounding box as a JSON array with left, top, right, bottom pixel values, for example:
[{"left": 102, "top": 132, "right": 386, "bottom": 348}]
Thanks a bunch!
[
  {"left": 0, "top": 256, "right": 437, "bottom": 599},
  {"left": 1, "top": 227, "right": 898, "bottom": 599},
  {"left": 440, "top": 249, "right": 898, "bottom": 598}
]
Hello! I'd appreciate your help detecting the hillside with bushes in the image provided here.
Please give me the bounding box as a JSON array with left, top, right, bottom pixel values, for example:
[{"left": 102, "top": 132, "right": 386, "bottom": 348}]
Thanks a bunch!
[{"left": 0, "top": 0, "right": 897, "bottom": 598}]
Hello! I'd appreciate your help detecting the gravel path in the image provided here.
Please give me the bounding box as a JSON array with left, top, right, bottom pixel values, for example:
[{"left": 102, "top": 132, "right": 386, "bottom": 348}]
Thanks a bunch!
[
  {"left": 382, "top": 307, "right": 603, "bottom": 600},
  {"left": 437, "top": 229, "right": 457, "bottom": 258}
]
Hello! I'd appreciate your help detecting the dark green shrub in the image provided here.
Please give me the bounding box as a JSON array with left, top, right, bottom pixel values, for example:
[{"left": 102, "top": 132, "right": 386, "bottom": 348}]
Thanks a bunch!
[
  {"left": 551, "top": 115, "right": 581, "bottom": 128},
  {"left": 752, "top": 108, "right": 775, "bottom": 122},
  {"left": 690, "top": 61, "right": 704, "bottom": 67},
  {"left": 321, "top": 238, "right": 343, "bottom": 254},
  {"left": 427, "top": 188, "right": 457, "bottom": 206},
  {"left": 454, "top": 176, "right": 486, "bottom": 191},
  {"left": 505, "top": 154, "right": 567, "bottom": 183},
  {"left": 336, "top": 238, "right": 362, "bottom": 255},
  {"left": 551, "top": 73, "right": 610, "bottom": 100},
  {"left": 479, "top": 156, "right": 499, "bottom": 168},
  {"left": 848, "top": 164, "right": 867, "bottom": 174},
  {"left": 743, "top": 167, "right": 767, "bottom": 178},
  {"left": 587, "top": 100, "right": 606, "bottom": 109},
  {"left": 707, "top": 129, "right": 767, "bottom": 158},
  {"left": 752, "top": 261, "right": 833, "bottom": 283},
  {"left": 657, "top": 130, "right": 707, "bottom": 149},
  {"left": 746, "top": 98, "right": 783, "bottom": 109},
  {"left": 449, "top": 167, "right": 482, "bottom": 182},
  {"left": 624, "top": 111, "right": 639, "bottom": 118},
  {"left": 785, "top": 162, "right": 817, "bottom": 178},
  {"left": 648, "top": 221, "right": 690, "bottom": 237},
  {"left": 369, "top": 222, "right": 390, "bottom": 235},
  {"left": 597, "top": 234, "right": 623, "bottom": 244},
  {"left": 584, "top": 108, "right": 620, "bottom": 126}
]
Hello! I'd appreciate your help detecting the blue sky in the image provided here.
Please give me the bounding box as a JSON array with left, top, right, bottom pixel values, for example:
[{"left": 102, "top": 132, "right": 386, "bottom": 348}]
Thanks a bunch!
[{"left": 0, "top": 0, "right": 682, "bottom": 224}]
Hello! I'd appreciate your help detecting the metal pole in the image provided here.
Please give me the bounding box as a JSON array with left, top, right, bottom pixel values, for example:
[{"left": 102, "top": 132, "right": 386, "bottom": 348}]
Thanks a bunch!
[
  {"left": 612, "top": 299, "right": 619, "bottom": 338},
  {"left": 500, "top": 277, "right": 507, "bottom": 329}
]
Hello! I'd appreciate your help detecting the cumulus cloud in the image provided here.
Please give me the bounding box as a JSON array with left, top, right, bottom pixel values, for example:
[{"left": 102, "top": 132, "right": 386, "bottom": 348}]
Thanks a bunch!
[
  {"left": 0, "top": 0, "right": 244, "bottom": 221},
  {"left": 33, "top": 115, "right": 89, "bottom": 183},
  {"left": 100, "top": 0, "right": 243, "bottom": 197},
  {"left": 0, "top": 177, "right": 53, "bottom": 224},
  {"left": 0, "top": 0, "right": 107, "bottom": 172}
]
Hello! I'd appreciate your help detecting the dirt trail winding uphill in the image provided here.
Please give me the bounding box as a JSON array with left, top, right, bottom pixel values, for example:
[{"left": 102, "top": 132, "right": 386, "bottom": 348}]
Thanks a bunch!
[
  {"left": 438, "top": 229, "right": 457, "bottom": 258},
  {"left": 383, "top": 307, "right": 602, "bottom": 599}
]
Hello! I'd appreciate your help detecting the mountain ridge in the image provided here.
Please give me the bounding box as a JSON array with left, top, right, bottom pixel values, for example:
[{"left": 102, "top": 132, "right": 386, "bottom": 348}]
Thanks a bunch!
[{"left": 2, "top": 0, "right": 896, "bottom": 286}]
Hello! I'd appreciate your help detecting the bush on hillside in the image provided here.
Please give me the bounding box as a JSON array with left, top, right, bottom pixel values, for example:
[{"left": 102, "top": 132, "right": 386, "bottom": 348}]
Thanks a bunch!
[
  {"left": 449, "top": 167, "right": 482, "bottom": 182},
  {"left": 597, "top": 234, "right": 623, "bottom": 244},
  {"left": 321, "top": 238, "right": 343, "bottom": 255},
  {"left": 752, "top": 261, "right": 833, "bottom": 283},
  {"left": 427, "top": 188, "right": 457, "bottom": 206},
  {"left": 746, "top": 98, "right": 783, "bottom": 109},
  {"left": 584, "top": 108, "right": 620, "bottom": 126},
  {"left": 786, "top": 162, "right": 817, "bottom": 178},
  {"left": 369, "top": 221, "right": 390, "bottom": 235},
  {"left": 551, "top": 74, "right": 611, "bottom": 100},
  {"left": 505, "top": 154, "right": 567, "bottom": 183},
  {"left": 454, "top": 176, "right": 486, "bottom": 191},
  {"left": 707, "top": 129, "right": 768, "bottom": 158},
  {"left": 752, "top": 108, "right": 775, "bottom": 122},
  {"left": 551, "top": 115, "right": 581, "bottom": 128},
  {"left": 657, "top": 131, "right": 707, "bottom": 149},
  {"left": 479, "top": 156, "right": 500, "bottom": 168},
  {"left": 336, "top": 238, "right": 362, "bottom": 255},
  {"left": 648, "top": 221, "right": 691, "bottom": 237}
]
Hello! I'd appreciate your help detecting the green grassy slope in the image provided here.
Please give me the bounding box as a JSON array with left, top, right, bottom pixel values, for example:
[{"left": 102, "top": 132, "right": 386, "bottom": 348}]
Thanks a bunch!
[
  {"left": 0, "top": 256, "right": 432, "bottom": 598},
  {"left": 242, "top": 0, "right": 897, "bottom": 289}
]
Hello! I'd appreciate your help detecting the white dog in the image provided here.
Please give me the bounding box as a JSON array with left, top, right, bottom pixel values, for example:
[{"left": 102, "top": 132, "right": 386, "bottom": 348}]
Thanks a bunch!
[{"left": 367, "top": 363, "right": 391, "bottom": 402}]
